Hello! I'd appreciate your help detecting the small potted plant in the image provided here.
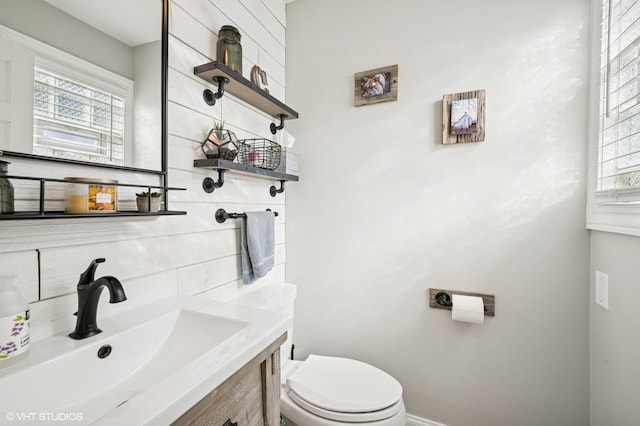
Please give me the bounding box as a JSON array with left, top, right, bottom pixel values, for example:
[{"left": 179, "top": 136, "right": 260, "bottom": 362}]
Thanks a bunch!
[
  {"left": 200, "top": 120, "right": 239, "bottom": 161},
  {"left": 136, "top": 191, "right": 162, "bottom": 213},
  {"left": 213, "top": 120, "right": 226, "bottom": 141}
]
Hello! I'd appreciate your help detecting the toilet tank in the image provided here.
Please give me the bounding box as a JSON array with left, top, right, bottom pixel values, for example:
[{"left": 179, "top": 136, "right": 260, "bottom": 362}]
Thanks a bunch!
[{"left": 227, "top": 282, "right": 297, "bottom": 367}]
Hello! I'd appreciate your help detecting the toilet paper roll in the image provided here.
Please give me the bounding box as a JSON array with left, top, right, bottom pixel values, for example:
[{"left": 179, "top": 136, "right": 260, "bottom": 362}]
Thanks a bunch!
[{"left": 451, "top": 294, "right": 485, "bottom": 324}]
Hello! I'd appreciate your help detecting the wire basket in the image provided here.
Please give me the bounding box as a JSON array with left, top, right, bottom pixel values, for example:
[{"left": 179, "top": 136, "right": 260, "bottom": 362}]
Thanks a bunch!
[{"left": 237, "top": 138, "right": 281, "bottom": 170}]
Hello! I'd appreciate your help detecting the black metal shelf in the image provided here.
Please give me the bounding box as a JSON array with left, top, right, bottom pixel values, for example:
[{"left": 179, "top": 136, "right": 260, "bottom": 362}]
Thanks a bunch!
[
  {"left": 192, "top": 61, "right": 299, "bottom": 196},
  {"left": 193, "top": 61, "right": 299, "bottom": 121},
  {"left": 193, "top": 158, "right": 298, "bottom": 181},
  {"left": 193, "top": 158, "right": 297, "bottom": 197},
  {"left": 0, "top": 175, "right": 187, "bottom": 220},
  {"left": 0, "top": 210, "right": 186, "bottom": 220}
]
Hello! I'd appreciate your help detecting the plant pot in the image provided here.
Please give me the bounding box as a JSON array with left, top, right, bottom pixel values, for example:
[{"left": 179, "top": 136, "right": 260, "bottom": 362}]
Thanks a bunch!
[
  {"left": 136, "top": 196, "right": 161, "bottom": 213},
  {"left": 201, "top": 129, "right": 239, "bottom": 160}
]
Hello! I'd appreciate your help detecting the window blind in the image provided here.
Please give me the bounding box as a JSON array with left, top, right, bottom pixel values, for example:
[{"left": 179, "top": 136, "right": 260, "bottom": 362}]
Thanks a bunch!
[
  {"left": 32, "top": 67, "right": 125, "bottom": 165},
  {"left": 598, "top": 0, "right": 640, "bottom": 192}
]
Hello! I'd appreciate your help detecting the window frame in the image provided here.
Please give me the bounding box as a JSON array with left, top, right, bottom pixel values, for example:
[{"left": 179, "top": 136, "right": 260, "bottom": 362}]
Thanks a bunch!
[
  {"left": 587, "top": 0, "right": 640, "bottom": 236},
  {"left": 0, "top": 24, "right": 133, "bottom": 167}
]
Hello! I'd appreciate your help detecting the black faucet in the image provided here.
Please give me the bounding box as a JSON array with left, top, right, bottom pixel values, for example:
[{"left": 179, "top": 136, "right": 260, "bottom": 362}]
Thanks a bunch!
[{"left": 69, "top": 258, "right": 127, "bottom": 340}]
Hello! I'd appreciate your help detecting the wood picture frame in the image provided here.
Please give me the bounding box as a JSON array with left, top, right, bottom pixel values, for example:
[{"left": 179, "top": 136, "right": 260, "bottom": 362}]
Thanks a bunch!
[
  {"left": 354, "top": 65, "right": 398, "bottom": 107},
  {"left": 442, "top": 90, "right": 486, "bottom": 144}
]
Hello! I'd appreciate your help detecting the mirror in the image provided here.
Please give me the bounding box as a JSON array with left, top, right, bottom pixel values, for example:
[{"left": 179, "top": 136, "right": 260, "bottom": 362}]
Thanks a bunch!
[{"left": 0, "top": 0, "right": 166, "bottom": 173}]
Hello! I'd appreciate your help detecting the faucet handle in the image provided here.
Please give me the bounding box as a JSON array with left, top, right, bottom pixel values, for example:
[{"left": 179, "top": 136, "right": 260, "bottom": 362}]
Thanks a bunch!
[{"left": 78, "top": 258, "right": 106, "bottom": 287}]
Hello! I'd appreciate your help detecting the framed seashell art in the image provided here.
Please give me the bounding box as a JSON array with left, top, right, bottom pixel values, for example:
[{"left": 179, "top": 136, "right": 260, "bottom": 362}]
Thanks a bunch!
[{"left": 354, "top": 65, "right": 398, "bottom": 107}]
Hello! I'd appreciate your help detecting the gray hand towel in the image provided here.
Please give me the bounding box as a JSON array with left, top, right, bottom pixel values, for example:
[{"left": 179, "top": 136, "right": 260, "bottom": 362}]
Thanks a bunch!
[{"left": 240, "top": 211, "right": 275, "bottom": 284}]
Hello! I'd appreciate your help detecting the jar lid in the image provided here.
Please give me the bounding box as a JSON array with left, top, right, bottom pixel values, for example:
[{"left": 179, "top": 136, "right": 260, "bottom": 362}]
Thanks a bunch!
[
  {"left": 64, "top": 177, "right": 118, "bottom": 184},
  {"left": 219, "top": 25, "right": 241, "bottom": 38}
]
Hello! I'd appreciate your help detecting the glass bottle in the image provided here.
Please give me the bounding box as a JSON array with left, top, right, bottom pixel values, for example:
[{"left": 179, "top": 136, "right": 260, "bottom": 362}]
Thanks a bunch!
[
  {"left": 0, "top": 160, "right": 14, "bottom": 214},
  {"left": 217, "top": 25, "right": 243, "bottom": 74},
  {"left": 0, "top": 275, "right": 30, "bottom": 368}
]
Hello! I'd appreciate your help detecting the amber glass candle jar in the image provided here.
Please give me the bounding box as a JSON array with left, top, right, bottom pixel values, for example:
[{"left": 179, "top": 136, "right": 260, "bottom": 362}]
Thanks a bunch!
[{"left": 64, "top": 178, "right": 118, "bottom": 214}]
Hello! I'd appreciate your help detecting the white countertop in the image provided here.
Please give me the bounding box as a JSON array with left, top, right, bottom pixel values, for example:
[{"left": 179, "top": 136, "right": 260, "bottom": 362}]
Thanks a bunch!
[
  {"left": 95, "top": 296, "right": 290, "bottom": 425},
  {"left": 0, "top": 295, "right": 290, "bottom": 425}
]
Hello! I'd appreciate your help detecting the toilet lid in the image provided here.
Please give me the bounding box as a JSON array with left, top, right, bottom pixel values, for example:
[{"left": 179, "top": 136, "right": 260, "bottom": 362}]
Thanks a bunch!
[{"left": 286, "top": 355, "right": 403, "bottom": 414}]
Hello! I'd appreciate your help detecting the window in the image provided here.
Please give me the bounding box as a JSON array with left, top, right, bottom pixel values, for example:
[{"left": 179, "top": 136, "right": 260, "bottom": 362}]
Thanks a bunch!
[
  {"left": 588, "top": 0, "right": 640, "bottom": 234},
  {"left": 32, "top": 67, "right": 125, "bottom": 165},
  {"left": 597, "top": 0, "right": 640, "bottom": 192},
  {"left": 0, "top": 22, "right": 133, "bottom": 167}
]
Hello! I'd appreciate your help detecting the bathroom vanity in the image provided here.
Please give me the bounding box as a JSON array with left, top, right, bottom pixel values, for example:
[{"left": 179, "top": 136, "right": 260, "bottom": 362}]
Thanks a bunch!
[
  {"left": 0, "top": 296, "right": 290, "bottom": 425},
  {"left": 173, "top": 332, "right": 286, "bottom": 426}
]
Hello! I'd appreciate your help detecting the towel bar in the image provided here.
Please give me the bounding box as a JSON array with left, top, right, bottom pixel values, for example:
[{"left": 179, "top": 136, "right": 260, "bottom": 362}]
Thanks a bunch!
[{"left": 215, "top": 208, "right": 278, "bottom": 223}]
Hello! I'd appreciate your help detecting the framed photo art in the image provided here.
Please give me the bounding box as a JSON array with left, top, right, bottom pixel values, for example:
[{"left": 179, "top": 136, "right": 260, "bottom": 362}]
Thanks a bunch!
[
  {"left": 442, "top": 89, "right": 486, "bottom": 144},
  {"left": 354, "top": 65, "right": 398, "bottom": 107}
]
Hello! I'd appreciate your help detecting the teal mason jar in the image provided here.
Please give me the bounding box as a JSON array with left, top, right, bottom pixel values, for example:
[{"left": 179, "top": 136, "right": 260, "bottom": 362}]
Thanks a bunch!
[{"left": 217, "top": 25, "right": 243, "bottom": 74}]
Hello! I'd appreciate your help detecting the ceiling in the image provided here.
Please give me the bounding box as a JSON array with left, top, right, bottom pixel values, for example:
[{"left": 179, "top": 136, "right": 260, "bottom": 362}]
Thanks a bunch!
[{"left": 43, "top": 0, "right": 160, "bottom": 47}]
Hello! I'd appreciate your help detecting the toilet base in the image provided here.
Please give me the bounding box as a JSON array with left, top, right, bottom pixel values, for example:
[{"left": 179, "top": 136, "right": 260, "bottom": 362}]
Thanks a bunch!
[{"left": 280, "top": 413, "right": 299, "bottom": 426}]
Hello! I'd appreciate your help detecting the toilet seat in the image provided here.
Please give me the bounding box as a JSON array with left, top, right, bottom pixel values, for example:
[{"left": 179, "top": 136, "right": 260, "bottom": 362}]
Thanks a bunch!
[
  {"left": 287, "top": 389, "right": 403, "bottom": 422},
  {"left": 285, "top": 355, "right": 403, "bottom": 422}
]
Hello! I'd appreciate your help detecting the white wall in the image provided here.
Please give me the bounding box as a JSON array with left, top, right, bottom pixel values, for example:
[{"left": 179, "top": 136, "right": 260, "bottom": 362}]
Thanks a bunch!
[
  {"left": 590, "top": 231, "right": 640, "bottom": 425},
  {"left": 285, "top": 0, "right": 591, "bottom": 425},
  {"left": 133, "top": 41, "right": 162, "bottom": 170},
  {"left": 0, "top": 0, "right": 133, "bottom": 78},
  {"left": 0, "top": 0, "right": 289, "bottom": 345}
]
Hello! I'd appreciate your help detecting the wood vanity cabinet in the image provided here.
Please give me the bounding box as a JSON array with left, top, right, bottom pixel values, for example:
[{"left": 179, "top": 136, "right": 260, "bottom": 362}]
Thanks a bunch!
[{"left": 172, "top": 333, "right": 287, "bottom": 426}]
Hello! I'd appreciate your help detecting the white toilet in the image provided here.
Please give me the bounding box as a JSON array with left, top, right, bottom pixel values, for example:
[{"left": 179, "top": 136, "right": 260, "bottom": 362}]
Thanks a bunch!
[{"left": 229, "top": 282, "right": 407, "bottom": 426}]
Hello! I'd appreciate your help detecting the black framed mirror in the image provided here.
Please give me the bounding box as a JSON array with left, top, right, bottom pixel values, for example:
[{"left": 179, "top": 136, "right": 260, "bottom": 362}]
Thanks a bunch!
[{"left": 0, "top": 0, "right": 168, "bottom": 177}]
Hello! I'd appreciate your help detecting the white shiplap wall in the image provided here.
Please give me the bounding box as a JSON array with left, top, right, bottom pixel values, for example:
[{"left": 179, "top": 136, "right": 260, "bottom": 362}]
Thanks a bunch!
[{"left": 0, "top": 0, "right": 288, "bottom": 342}]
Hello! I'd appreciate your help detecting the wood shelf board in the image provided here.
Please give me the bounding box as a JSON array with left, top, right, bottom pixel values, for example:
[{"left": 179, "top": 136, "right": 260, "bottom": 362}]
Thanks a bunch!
[
  {"left": 193, "top": 61, "right": 299, "bottom": 120},
  {"left": 193, "top": 158, "right": 299, "bottom": 181}
]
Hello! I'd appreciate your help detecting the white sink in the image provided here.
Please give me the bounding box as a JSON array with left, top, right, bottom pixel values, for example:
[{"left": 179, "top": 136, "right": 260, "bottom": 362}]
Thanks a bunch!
[{"left": 0, "top": 295, "right": 289, "bottom": 425}]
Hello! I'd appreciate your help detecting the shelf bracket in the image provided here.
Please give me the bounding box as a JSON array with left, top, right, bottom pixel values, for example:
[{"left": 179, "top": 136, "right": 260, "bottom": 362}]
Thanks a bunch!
[
  {"left": 202, "top": 76, "right": 230, "bottom": 106},
  {"left": 270, "top": 114, "right": 286, "bottom": 135},
  {"left": 202, "top": 169, "right": 226, "bottom": 193},
  {"left": 270, "top": 180, "right": 285, "bottom": 197}
]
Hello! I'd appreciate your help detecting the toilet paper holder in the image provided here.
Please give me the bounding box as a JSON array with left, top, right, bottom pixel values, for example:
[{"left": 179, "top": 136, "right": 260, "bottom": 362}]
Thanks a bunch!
[{"left": 428, "top": 288, "right": 495, "bottom": 316}]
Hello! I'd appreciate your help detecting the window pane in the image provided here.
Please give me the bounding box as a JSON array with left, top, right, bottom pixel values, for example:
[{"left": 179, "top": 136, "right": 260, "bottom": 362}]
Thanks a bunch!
[{"left": 33, "top": 67, "right": 125, "bottom": 165}]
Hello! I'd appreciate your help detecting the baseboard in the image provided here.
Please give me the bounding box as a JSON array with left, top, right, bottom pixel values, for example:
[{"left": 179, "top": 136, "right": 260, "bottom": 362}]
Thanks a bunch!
[{"left": 407, "top": 413, "right": 448, "bottom": 426}]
